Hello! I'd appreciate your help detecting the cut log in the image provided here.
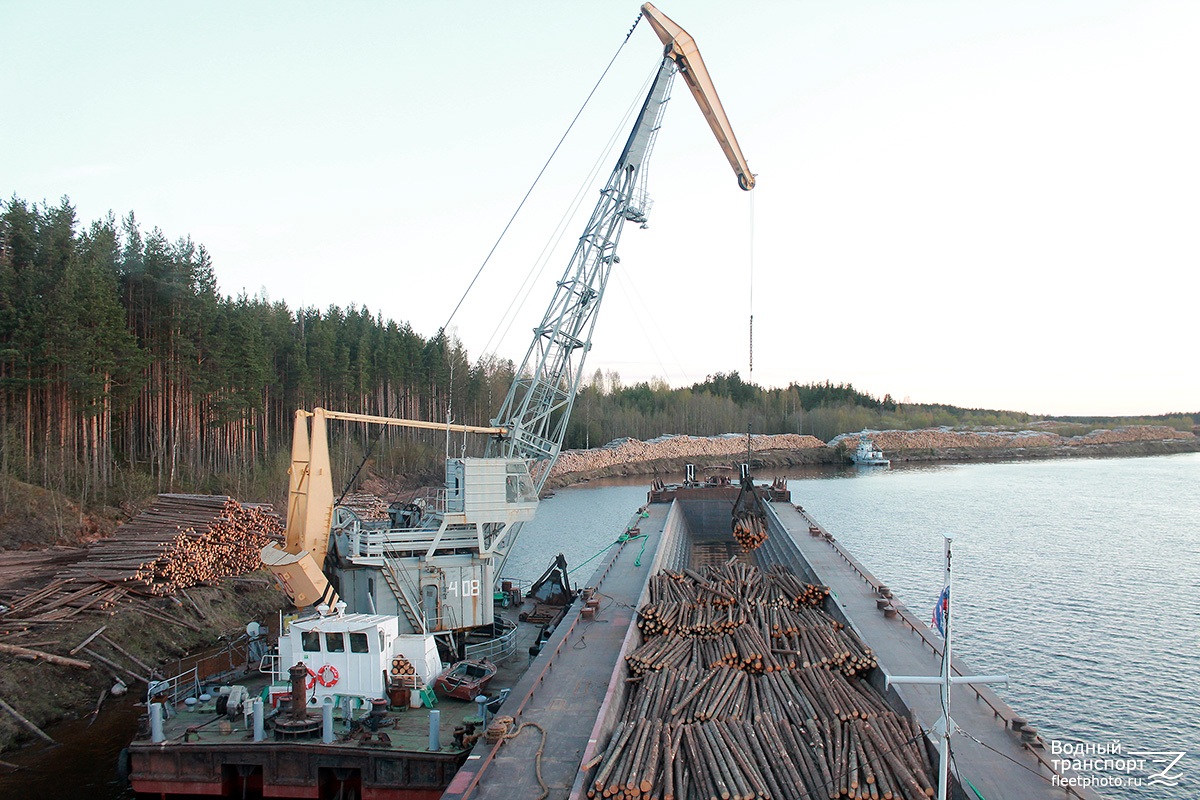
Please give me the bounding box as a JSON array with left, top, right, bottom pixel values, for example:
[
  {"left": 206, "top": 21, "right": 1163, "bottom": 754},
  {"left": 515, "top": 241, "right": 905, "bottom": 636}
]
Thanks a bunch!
[{"left": 0, "top": 643, "right": 91, "bottom": 670}]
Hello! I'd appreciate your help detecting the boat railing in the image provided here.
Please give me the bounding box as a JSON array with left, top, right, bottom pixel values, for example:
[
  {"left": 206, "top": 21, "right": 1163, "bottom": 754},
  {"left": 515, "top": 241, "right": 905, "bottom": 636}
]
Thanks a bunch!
[
  {"left": 258, "top": 653, "right": 281, "bottom": 681},
  {"left": 497, "top": 576, "right": 533, "bottom": 598},
  {"left": 389, "top": 673, "right": 422, "bottom": 690},
  {"left": 464, "top": 615, "right": 519, "bottom": 662},
  {"left": 349, "top": 524, "right": 477, "bottom": 559},
  {"left": 147, "top": 665, "right": 201, "bottom": 706}
]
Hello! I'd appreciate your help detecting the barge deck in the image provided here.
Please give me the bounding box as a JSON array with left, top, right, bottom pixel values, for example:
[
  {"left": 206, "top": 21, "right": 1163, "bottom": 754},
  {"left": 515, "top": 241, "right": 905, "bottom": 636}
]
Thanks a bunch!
[
  {"left": 452, "top": 484, "right": 1098, "bottom": 800},
  {"left": 444, "top": 505, "right": 666, "bottom": 799},
  {"left": 772, "top": 502, "right": 1101, "bottom": 800}
]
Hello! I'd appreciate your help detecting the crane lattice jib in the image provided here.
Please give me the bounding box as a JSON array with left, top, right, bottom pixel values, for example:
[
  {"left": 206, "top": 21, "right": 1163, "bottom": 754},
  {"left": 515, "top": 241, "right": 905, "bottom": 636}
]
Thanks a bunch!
[{"left": 488, "top": 57, "right": 678, "bottom": 488}]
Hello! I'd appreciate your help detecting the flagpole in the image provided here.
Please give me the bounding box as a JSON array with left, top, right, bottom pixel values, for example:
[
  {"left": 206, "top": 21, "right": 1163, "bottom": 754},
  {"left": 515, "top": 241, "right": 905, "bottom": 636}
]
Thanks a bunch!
[
  {"left": 887, "top": 533, "right": 1008, "bottom": 800},
  {"left": 938, "top": 533, "right": 954, "bottom": 800}
]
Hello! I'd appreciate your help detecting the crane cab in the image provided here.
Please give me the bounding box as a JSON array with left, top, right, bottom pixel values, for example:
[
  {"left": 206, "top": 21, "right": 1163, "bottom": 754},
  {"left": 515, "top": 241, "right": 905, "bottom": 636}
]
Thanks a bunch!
[{"left": 443, "top": 457, "right": 538, "bottom": 525}]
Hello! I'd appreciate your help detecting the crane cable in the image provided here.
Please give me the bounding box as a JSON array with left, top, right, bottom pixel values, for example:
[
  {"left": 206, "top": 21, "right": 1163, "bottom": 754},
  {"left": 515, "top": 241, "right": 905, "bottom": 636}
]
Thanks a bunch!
[
  {"left": 746, "top": 188, "right": 756, "bottom": 465},
  {"left": 439, "top": 11, "right": 644, "bottom": 337},
  {"left": 749, "top": 190, "right": 755, "bottom": 388},
  {"left": 485, "top": 65, "right": 656, "bottom": 361}
]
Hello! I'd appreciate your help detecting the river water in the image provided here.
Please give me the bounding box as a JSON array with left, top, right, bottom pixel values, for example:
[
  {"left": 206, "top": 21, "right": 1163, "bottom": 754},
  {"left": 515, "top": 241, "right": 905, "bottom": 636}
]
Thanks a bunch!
[{"left": 510, "top": 452, "right": 1199, "bottom": 799}]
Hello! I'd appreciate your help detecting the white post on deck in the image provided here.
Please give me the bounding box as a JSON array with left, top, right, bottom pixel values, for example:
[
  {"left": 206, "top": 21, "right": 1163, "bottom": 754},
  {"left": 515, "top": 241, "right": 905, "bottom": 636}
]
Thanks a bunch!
[{"left": 886, "top": 534, "right": 1008, "bottom": 800}]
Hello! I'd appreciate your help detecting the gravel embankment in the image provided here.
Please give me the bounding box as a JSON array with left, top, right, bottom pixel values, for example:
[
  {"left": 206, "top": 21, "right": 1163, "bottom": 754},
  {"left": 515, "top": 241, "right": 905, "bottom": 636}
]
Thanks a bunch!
[
  {"left": 545, "top": 425, "right": 1197, "bottom": 486},
  {"left": 829, "top": 424, "right": 1194, "bottom": 451}
]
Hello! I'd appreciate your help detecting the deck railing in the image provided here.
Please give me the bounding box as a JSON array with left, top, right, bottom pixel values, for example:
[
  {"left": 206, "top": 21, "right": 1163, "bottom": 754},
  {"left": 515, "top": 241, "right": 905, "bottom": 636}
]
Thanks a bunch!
[
  {"left": 464, "top": 615, "right": 519, "bottom": 662},
  {"left": 147, "top": 665, "right": 201, "bottom": 706}
]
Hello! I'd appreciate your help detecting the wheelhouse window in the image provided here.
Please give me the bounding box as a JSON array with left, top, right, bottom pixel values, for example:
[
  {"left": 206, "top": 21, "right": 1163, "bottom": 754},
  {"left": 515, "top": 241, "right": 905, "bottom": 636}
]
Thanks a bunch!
[
  {"left": 325, "top": 632, "right": 345, "bottom": 653},
  {"left": 349, "top": 632, "right": 369, "bottom": 653},
  {"left": 301, "top": 631, "right": 321, "bottom": 652}
]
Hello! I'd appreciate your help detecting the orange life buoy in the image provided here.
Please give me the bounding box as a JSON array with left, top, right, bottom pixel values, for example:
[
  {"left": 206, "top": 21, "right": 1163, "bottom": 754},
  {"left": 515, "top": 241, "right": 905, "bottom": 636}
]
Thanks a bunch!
[
  {"left": 316, "top": 664, "right": 340, "bottom": 688},
  {"left": 305, "top": 667, "right": 317, "bottom": 690}
]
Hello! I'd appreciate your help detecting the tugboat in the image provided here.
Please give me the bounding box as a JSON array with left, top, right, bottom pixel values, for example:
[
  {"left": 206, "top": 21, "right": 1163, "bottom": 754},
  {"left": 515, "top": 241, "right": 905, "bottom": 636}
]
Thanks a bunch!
[{"left": 851, "top": 431, "right": 891, "bottom": 466}]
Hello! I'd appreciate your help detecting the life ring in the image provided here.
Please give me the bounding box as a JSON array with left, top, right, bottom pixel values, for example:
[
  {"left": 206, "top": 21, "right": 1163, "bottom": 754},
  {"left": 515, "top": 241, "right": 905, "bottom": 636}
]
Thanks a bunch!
[
  {"left": 316, "top": 664, "right": 340, "bottom": 688},
  {"left": 305, "top": 667, "right": 317, "bottom": 690}
]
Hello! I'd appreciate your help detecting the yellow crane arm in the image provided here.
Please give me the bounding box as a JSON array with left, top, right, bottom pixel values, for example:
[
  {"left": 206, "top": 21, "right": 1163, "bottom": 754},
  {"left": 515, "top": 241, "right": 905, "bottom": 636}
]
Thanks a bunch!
[
  {"left": 314, "top": 409, "right": 507, "bottom": 436},
  {"left": 642, "top": 3, "right": 756, "bottom": 190},
  {"left": 262, "top": 407, "right": 508, "bottom": 610}
]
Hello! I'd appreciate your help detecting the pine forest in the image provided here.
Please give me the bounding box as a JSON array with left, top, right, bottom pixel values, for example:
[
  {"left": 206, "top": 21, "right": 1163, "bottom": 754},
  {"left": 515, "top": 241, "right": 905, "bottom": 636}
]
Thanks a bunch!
[{"left": 1, "top": 197, "right": 1193, "bottom": 509}]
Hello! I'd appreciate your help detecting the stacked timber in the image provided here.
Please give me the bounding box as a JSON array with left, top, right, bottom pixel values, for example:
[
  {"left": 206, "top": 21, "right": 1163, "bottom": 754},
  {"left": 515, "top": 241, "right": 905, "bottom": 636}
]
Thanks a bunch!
[
  {"left": 390, "top": 655, "right": 416, "bottom": 678},
  {"left": 831, "top": 424, "right": 1193, "bottom": 453},
  {"left": 832, "top": 428, "right": 1062, "bottom": 451},
  {"left": 0, "top": 496, "right": 282, "bottom": 626},
  {"left": 58, "top": 494, "right": 284, "bottom": 596},
  {"left": 588, "top": 561, "right": 930, "bottom": 800},
  {"left": 1065, "top": 425, "right": 1193, "bottom": 445},
  {"left": 549, "top": 433, "right": 826, "bottom": 479},
  {"left": 731, "top": 511, "right": 768, "bottom": 552},
  {"left": 339, "top": 493, "right": 390, "bottom": 521}
]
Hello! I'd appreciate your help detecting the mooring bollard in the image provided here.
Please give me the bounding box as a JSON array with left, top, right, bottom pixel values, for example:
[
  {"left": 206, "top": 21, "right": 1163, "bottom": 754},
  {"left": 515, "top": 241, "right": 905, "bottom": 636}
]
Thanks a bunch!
[
  {"left": 252, "top": 698, "right": 264, "bottom": 742},
  {"left": 150, "top": 702, "right": 164, "bottom": 743},
  {"left": 429, "top": 709, "right": 441, "bottom": 751},
  {"left": 322, "top": 697, "right": 334, "bottom": 744}
]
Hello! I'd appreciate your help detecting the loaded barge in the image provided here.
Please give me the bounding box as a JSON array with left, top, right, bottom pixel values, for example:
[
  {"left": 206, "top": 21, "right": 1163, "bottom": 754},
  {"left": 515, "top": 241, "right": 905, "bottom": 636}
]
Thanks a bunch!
[
  {"left": 129, "top": 475, "right": 1097, "bottom": 799},
  {"left": 447, "top": 477, "right": 1100, "bottom": 800}
]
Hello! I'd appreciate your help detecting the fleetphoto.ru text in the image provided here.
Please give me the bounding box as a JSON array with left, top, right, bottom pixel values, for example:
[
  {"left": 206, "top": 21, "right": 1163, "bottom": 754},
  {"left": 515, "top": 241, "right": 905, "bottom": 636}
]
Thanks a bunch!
[{"left": 1050, "top": 739, "right": 1187, "bottom": 790}]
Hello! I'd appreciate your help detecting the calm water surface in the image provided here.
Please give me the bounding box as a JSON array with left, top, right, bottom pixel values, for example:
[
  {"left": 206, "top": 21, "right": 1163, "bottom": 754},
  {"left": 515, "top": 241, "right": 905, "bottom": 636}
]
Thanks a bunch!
[{"left": 513, "top": 453, "right": 1200, "bottom": 799}]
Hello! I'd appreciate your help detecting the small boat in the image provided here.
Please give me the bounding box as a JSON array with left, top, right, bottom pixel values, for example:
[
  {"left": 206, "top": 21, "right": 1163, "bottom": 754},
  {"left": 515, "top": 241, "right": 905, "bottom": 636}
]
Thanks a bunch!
[
  {"left": 851, "top": 433, "right": 890, "bottom": 466},
  {"left": 433, "top": 659, "right": 498, "bottom": 701}
]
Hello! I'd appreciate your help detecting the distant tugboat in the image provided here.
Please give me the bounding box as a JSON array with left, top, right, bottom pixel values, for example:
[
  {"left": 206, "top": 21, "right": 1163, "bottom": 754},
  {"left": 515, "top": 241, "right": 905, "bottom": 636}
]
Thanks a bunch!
[{"left": 851, "top": 432, "right": 890, "bottom": 466}]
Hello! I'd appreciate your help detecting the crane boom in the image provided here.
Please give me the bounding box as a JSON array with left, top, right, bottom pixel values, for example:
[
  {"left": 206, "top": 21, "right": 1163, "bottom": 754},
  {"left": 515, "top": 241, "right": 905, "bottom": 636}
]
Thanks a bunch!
[
  {"left": 487, "top": 56, "right": 678, "bottom": 479},
  {"left": 482, "top": 6, "right": 755, "bottom": 573},
  {"left": 263, "top": 6, "right": 756, "bottom": 625},
  {"left": 642, "top": 3, "right": 756, "bottom": 190}
]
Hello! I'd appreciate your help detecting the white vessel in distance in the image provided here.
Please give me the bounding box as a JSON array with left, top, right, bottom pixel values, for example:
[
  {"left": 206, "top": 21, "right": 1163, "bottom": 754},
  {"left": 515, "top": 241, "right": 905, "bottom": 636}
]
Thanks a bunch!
[{"left": 852, "top": 431, "right": 891, "bottom": 466}]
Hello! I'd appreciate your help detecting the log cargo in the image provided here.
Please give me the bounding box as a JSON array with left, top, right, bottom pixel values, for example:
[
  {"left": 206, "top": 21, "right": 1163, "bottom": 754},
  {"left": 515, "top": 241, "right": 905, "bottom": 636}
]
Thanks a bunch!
[{"left": 588, "top": 563, "right": 931, "bottom": 800}]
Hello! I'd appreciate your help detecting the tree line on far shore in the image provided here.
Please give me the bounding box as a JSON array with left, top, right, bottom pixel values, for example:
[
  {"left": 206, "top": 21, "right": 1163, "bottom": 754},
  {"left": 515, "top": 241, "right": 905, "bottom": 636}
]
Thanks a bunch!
[
  {"left": 1, "top": 197, "right": 1194, "bottom": 508},
  {"left": 563, "top": 371, "right": 1195, "bottom": 450}
]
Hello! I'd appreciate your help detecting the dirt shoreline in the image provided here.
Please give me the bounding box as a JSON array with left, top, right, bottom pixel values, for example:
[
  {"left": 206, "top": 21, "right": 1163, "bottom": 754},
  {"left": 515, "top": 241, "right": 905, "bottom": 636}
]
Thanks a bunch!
[
  {"left": 0, "top": 578, "right": 286, "bottom": 754},
  {"left": 544, "top": 436, "right": 1200, "bottom": 489}
]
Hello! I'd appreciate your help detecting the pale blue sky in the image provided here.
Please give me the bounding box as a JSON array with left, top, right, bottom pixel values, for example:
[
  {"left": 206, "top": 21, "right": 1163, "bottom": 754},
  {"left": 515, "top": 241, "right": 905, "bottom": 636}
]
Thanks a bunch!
[{"left": 3, "top": 1, "right": 1197, "bottom": 416}]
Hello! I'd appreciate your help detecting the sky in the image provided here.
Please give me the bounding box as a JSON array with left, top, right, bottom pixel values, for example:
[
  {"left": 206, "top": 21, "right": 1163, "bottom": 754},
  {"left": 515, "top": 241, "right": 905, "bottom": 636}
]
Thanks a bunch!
[{"left": 3, "top": 1, "right": 1197, "bottom": 418}]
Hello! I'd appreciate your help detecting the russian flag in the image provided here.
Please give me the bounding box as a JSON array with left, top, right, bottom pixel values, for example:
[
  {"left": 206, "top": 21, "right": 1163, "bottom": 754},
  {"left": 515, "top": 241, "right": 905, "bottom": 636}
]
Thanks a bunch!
[{"left": 932, "top": 585, "right": 949, "bottom": 636}]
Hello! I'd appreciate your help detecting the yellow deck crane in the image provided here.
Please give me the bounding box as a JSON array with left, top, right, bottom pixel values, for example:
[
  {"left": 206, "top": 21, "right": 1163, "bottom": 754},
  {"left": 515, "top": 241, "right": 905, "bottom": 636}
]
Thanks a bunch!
[{"left": 261, "top": 4, "right": 755, "bottom": 641}]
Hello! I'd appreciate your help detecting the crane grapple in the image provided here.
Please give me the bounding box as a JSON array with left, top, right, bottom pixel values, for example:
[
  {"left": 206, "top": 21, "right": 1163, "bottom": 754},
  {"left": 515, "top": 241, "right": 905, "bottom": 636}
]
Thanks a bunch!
[{"left": 732, "top": 472, "right": 769, "bottom": 551}]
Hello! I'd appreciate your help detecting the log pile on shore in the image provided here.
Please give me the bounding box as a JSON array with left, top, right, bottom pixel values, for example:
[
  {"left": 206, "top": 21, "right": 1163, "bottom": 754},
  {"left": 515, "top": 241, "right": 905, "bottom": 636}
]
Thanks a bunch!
[
  {"left": 1065, "top": 425, "right": 1193, "bottom": 445},
  {"left": 586, "top": 562, "right": 932, "bottom": 799},
  {"left": 0, "top": 495, "right": 282, "bottom": 627},
  {"left": 547, "top": 425, "right": 1194, "bottom": 484},
  {"left": 831, "top": 424, "right": 1193, "bottom": 453},
  {"left": 63, "top": 494, "right": 283, "bottom": 596},
  {"left": 550, "top": 434, "right": 826, "bottom": 479}
]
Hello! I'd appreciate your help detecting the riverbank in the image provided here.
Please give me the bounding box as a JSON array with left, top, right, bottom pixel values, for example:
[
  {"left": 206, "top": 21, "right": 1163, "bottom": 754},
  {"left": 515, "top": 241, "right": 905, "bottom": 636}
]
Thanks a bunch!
[
  {"left": 543, "top": 425, "right": 1200, "bottom": 488},
  {"left": 0, "top": 494, "right": 289, "bottom": 754},
  {"left": 0, "top": 578, "right": 285, "bottom": 754}
]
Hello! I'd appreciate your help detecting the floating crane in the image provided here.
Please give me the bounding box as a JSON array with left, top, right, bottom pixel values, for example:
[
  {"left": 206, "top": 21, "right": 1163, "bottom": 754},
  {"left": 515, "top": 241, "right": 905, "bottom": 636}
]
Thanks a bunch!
[{"left": 262, "top": 3, "right": 755, "bottom": 647}]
